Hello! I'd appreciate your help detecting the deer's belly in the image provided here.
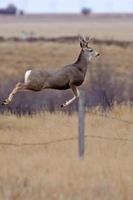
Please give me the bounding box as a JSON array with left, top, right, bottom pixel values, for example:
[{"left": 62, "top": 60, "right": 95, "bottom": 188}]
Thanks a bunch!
[
  {"left": 51, "top": 83, "right": 70, "bottom": 90},
  {"left": 26, "top": 83, "right": 43, "bottom": 91},
  {"left": 71, "top": 78, "right": 84, "bottom": 86},
  {"left": 73, "top": 80, "right": 83, "bottom": 86}
]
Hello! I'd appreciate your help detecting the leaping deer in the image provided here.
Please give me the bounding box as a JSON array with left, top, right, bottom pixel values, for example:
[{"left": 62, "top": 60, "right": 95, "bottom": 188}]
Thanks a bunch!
[{"left": 2, "top": 36, "right": 100, "bottom": 107}]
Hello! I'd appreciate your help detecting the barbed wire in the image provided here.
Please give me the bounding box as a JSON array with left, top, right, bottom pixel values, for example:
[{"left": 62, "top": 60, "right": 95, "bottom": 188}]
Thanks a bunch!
[
  {"left": 0, "top": 134, "right": 133, "bottom": 147},
  {"left": 0, "top": 111, "right": 132, "bottom": 147},
  {"left": 0, "top": 137, "right": 77, "bottom": 147},
  {"left": 89, "top": 111, "right": 133, "bottom": 125}
]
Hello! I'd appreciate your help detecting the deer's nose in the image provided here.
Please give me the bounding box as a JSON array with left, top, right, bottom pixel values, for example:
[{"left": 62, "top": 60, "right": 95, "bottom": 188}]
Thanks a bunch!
[{"left": 96, "top": 53, "right": 100, "bottom": 57}]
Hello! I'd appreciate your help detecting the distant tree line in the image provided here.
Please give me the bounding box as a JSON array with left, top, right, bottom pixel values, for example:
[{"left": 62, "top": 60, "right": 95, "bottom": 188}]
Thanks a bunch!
[
  {"left": 0, "top": 4, "right": 24, "bottom": 15},
  {"left": 81, "top": 7, "right": 92, "bottom": 15}
]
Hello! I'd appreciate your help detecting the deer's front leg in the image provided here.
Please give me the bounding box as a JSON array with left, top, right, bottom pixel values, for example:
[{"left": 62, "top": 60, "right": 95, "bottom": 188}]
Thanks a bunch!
[
  {"left": 1, "top": 82, "right": 26, "bottom": 105},
  {"left": 61, "top": 85, "right": 80, "bottom": 107}
]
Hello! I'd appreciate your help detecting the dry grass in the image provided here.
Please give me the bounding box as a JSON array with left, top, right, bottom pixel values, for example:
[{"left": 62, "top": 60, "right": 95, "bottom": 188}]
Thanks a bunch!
[
  {"left": 0, "top": 105, "right": 133, "bottom": 199},
  {"left": 0, "top": 15, "right": 133, "bottom": 86},
  {"left": 0, "top": 42, "right": 77, "bottom": 83},
  {"left": 0, "top": 14, "right": 133, "bottom": 199},
  {"left": 0, "top": 42, "right": 133, "bottom": 86}
]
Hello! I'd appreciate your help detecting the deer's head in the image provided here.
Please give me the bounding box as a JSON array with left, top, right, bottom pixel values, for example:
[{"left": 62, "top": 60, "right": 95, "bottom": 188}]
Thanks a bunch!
[{"left": 79, "top": 36, "right": 100, "bottom": 61}]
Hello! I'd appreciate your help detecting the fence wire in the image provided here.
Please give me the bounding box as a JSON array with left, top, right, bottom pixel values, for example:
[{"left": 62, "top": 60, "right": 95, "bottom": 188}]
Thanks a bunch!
[
  {"left": 0, "top": 112, "right": 133, "bottom": 147},
  {"left": 90, "top": 111, "right": 133, "bottom": 125}
]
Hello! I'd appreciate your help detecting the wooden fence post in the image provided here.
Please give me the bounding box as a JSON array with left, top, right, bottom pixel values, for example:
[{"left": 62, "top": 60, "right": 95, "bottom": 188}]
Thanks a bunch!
[{"left": 78, "top": 90, "right": 85, "bottom": 159}]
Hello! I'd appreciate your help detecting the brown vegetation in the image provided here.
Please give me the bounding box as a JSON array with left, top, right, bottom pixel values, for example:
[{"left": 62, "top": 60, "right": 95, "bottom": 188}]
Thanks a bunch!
[
  {"left": 0, "top": 13, "right": 133, "bottom": 199},
  {"left": 0, "top": 105, "right": 133, "bottom": 199},
  {"left": 0, "top": 41, "right": 132, "bottom": 83},
  {"left": 0, "top": 41, "right": 133, "bottom": 114}
]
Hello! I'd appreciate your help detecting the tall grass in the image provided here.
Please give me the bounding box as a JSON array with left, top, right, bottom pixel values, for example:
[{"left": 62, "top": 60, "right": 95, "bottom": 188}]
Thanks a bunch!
[
  {"left": 0, "top": 14, "right": 133, "bottom": 199},
  {"left": 0, "top": 42, "right": 133, "bottom": 114},
  {"left": 0, "top": 105, "right": 133, "bottom": 199}
]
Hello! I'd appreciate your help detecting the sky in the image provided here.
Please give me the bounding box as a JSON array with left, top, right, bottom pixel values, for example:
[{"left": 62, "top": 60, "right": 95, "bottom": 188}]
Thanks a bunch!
[{"left": 0, "top": 0, "right": 133, "bottom": 13}]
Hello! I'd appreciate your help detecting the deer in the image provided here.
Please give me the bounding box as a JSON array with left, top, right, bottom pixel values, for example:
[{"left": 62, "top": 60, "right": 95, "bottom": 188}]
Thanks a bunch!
[{"left": 1, "top": 36, "right": 100, "bottom": 107}]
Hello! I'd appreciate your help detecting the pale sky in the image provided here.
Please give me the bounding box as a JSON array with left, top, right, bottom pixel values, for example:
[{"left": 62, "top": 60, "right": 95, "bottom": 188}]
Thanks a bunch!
[{"left": 0, "top": 0, "right": 133, "bottom": 13}]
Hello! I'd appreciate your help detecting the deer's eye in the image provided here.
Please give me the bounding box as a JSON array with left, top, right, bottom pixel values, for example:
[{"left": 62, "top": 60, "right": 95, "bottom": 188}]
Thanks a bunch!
[{"left": 89, "top": 49, "right": 93, "bottom": 52}]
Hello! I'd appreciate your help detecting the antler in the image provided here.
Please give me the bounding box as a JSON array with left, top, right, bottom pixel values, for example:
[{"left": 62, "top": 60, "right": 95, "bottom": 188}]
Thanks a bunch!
[
  {"left": 86, "top": 36, "right": 90, "bottom": 42},
  {"left": 79, "top": 35, "right": 90, "bottom": 48}
]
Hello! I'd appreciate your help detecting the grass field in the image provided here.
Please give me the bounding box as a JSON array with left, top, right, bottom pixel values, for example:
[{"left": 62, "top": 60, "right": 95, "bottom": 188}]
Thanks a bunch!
[
  {"left": 0, "top": 14, "right": 133, "bottom": 40},
  {"left": 0, "top": 105, "right": 133, "bottom": 200},
  {"left": 0, "top": 42, "right": 132, "bottom": 84},
  {"left": 0, "top": 13, "right": 133, "bottom": 199},
  {"left": 0, "top": 14, "right": 133, "bottom": 85}
]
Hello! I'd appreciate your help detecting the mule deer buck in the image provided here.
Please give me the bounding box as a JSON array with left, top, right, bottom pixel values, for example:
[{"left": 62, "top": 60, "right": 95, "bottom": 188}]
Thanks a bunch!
[{"left": 2, "top": 36, "right": 99, "bottom": 107}]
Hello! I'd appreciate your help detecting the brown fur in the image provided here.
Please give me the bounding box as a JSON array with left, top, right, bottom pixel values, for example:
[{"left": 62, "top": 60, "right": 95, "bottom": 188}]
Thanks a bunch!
[{"left": 2, "top": 36, "right": 99, "bottom": 107}]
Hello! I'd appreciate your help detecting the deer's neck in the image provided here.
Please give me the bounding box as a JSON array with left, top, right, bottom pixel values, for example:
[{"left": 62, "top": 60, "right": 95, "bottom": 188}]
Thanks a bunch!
[{"left": 75, "top": 50, "right": 89, "bottom": 75}]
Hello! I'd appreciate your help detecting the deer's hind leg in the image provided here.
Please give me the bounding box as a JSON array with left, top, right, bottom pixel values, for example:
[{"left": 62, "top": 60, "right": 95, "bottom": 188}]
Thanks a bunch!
[
  {"left": 61, "top": 85, "right": 80, "bottom": 107},
  {"left": 2, "top": 82, "right": 27, "bottom": 105}
]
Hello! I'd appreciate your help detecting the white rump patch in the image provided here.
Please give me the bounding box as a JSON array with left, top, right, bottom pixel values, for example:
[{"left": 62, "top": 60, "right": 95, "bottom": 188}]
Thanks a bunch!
[{"left": 24, "top": 70, "right": 31, "bottom": 84}]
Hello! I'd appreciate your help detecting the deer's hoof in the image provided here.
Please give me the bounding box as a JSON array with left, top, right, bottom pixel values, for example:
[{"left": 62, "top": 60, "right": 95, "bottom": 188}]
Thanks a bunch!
[
  {"left": 61, "top": 103, "right": 66, "bottom": 108},
  {"left": 1, "top": 102, "right": 5, "bottom": 106},
  {"left": 1, "top": 99, "right": 10, "bottom": 105}
]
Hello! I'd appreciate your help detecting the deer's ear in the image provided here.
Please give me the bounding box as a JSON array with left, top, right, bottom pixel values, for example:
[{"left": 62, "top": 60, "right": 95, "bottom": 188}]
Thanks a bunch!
[
  {"left": 79, "top": 35, "right": 84, "bottom": 42},
  {"left": 86, "top": 36, "right": 90, "bottom": 42},
  {"left": 80, "top": 41, "right": 84, "bottom": 48}
]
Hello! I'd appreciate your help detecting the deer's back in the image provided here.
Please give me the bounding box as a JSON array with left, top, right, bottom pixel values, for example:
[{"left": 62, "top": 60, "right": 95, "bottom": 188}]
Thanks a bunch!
[
  {"left": 25, "top": 65, "right": 85, "bottom": 91},
  {"left": 46, "top": 65, "right": 85, "bottom": 89}
]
